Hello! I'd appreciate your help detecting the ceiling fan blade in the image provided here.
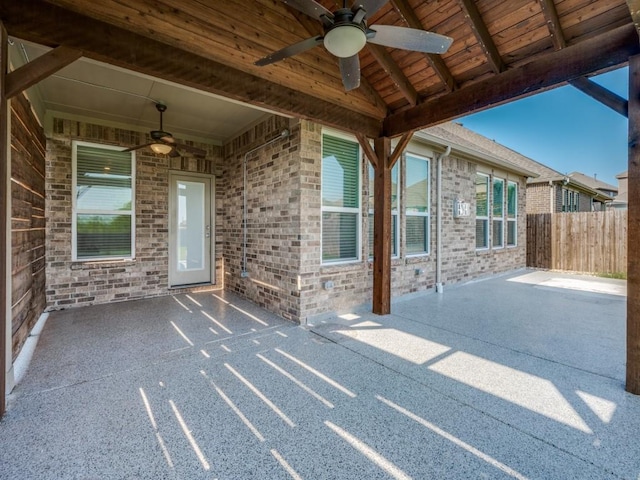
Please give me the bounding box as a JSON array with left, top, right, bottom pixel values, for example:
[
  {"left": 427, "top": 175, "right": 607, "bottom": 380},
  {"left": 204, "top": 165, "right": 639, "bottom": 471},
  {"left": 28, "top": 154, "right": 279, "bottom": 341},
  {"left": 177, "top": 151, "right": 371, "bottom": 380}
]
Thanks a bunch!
[
  {"left": 169, "top": 148, "right": 181, "bottom": 158},
  {"left": 352, "top": 0, "right": 387, "bottom": 17},
  {"left": 173, "top": 142, "right": 207, "bottom": 157},
  {"left": 122, "top": 142, "right": 153, "bottom": 153},
  {"left": 255, "top": 36, "right": 324, "bottom": 66},
  {"left": 339, "top": 55, "right": 361, "bottom": 91},
  {"left": 282, "top": 0, "right": 334, "bottom": 20},
  {"left": 367, "top": 25, "right": 453, "bottom": 54}
]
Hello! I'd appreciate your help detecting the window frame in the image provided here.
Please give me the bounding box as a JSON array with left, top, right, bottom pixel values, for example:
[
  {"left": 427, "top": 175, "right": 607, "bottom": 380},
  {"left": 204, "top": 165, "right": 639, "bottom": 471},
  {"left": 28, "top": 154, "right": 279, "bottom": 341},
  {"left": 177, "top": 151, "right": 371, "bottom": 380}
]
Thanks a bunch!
[
  {"left": 320, "top": 130, "right": 362, "bottom": 265},
  {"left": 368, "top": 162, "right": 400, "bottom": 259},
  {"left": 492, "top": 177, "right": 505, "bottom": 249},
  {"left": 404, "top": 153, "right": 431, "bottom": 256},
  {"left": 507, "top": 181, "right": 517, "bottom": 247},
  {"left": 71, "top": 140, "right": 136, "bottom": 261},
  {"left": 475, "top": 172, "right": 490, "bottom": 250}
]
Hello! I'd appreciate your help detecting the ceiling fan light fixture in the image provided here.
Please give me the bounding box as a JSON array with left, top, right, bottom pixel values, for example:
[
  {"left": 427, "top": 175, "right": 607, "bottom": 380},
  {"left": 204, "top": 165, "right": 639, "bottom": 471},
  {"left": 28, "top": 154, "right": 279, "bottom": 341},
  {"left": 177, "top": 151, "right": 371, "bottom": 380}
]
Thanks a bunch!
[
  {"left": 150, "top": 143, "right": 173, "bottom": 155},
  {"left": 324, "top": 25, "right": 366, "bottom": 58}
]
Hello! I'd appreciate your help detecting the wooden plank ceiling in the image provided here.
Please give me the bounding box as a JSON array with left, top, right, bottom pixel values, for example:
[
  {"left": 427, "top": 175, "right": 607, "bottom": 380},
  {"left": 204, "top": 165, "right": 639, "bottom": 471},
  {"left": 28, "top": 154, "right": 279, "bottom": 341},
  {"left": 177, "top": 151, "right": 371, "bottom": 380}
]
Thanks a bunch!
[{"left": 0, "top": 0, "right": 638, "bottom": 139}]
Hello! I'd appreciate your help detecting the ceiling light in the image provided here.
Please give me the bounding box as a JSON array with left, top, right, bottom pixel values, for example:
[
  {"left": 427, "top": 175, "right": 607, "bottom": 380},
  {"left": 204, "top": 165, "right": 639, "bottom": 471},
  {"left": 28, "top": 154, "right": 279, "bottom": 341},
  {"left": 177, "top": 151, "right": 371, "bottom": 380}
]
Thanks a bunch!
[
  {"left": 150, "top": 143, "right": 173, "bottom": 155},
  {"left": 324, "top": 25, "right": 367, "bottom": 58}
]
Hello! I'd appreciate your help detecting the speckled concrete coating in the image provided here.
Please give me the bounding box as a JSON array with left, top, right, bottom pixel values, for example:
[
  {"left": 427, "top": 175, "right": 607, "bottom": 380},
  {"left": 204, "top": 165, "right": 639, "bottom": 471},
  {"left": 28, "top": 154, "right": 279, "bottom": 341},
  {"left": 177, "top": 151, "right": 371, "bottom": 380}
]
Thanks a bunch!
[{"left": 1, "top": 270, "right": 638, "bottom": 479}]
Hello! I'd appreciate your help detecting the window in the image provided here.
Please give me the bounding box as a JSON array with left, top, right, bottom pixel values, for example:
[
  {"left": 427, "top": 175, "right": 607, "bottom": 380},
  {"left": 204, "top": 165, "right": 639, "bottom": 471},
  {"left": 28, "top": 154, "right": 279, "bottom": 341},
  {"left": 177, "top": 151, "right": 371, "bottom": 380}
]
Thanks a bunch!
[
  {"left": 322, "top": 133, "right": 361, "bottom": 263},
  {"left": 405, "top": 154, "right": 430, "bottom": 255},
  {"left": 562, "top": 188, "right": 578, "bottom": 212},
  {"left": 475, "top": 173, "right": 489, "bottom": 249},
  {"left": 368, "top": 162, "right": 399, "bottom": 258},
  {"left": 507, "top": 181, "right": 517, "bottom": 246},
  {"left": 72, "top": 141, "right": 135, "bottom": 260},
  {"left": 492, "top": 178, "right": 504, "bottom": 248}
]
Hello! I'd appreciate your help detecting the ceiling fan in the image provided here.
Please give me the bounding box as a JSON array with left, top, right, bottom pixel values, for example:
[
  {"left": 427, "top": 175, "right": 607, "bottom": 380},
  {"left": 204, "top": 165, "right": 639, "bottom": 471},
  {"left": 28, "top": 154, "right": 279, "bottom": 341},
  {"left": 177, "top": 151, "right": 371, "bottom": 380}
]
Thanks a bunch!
[
  {"left": 255, "top": 0, "right": 453, "bottom": 91},
  {"left": 124, "top": 103, "right": 207, "bottom": 158}
]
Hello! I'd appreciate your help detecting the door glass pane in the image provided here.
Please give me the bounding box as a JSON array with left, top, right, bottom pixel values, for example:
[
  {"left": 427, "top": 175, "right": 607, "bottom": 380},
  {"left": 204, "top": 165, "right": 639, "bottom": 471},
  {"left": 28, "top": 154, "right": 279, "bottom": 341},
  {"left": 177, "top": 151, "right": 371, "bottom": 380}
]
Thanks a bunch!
[{"left": 177, "top": 181, "right": 205, "bottom": 271}]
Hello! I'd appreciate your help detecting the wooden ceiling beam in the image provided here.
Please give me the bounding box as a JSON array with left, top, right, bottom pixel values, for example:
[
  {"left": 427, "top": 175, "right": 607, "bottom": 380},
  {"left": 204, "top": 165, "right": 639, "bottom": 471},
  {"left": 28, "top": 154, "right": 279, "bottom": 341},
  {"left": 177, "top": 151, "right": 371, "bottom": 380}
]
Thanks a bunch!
[
  {"left": 0, "top": 0, "right": 382, "bottom": 138},
  {"left": 458, "top": 0, "right": 505, "bottom": 74},
  {"left": 5, "top": 46, "right": 82, "bottom": 99},
  {"left": 539, "top": 0, "right": 566, "bottom": 50},
  {"left": 569, "top": 76, "right": 628, "bottom": 117},
  {"left": 384, "top": 23, "right": 639, "bottom": 137},
  {"left": 389, "top": 0, "right": 457, "bottom": 92},
  {"left": 366, "top": 43, "right": 418, "bottom": 107}
]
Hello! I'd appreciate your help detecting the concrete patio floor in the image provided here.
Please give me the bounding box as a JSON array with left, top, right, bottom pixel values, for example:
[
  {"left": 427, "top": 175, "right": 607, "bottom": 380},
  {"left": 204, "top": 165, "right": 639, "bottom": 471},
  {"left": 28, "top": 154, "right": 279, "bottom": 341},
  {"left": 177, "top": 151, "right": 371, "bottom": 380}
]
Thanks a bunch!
[{"left": 1, "top": 269, "right": 638, "bottom": 479}]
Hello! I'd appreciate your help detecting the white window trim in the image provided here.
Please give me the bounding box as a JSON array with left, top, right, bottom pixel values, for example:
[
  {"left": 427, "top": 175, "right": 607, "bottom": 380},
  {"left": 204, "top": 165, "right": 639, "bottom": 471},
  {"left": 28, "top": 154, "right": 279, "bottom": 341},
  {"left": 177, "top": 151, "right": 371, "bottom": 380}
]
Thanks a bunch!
[
  {"left": 492, "top": 177, "right": 505, "bottom": 249},
  {"left": 507, "top": 181, "right": 517, "bottom": 247},
  {"left": 72, "top": 140, "right": 136, "bottom": 262},
  {"left": 368, "top": 162, "right": 400, "bottom": 260},
  {"left": 476, "top": 172, "right": 489, "bottom": 251},
  {"left": 405, "top": 153, "right": 431, "bottom": 256},
  {"left": 321, "top": 129, "right": 362, "bottom": 265}
]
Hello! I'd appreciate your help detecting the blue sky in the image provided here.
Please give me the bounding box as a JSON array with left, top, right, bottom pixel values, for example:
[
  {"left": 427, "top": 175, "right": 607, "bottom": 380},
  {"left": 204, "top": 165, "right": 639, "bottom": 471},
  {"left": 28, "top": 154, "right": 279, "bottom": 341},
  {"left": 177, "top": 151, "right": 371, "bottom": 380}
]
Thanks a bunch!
[{"left": 459, "top": 67, "right": 628, "bottom": 187}]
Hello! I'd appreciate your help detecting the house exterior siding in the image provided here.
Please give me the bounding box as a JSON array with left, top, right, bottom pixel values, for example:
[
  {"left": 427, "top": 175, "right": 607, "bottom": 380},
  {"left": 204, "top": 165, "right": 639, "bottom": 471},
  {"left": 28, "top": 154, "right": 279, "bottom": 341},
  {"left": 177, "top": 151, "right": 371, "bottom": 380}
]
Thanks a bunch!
[
  {"left": 45, "top": 117, "right": 224, "bottom": 310},
  {"left": 43, "top": 115, "right": 528, "bottom": 325},
  {"left": 10, "top": 94, "right": 47, "bottom": 359},
  {"left": 526, "top": 182, "right": 552, "bottom": 213},
  {"left": 221, "top": 116, "right": 302, "bottom": 321}
]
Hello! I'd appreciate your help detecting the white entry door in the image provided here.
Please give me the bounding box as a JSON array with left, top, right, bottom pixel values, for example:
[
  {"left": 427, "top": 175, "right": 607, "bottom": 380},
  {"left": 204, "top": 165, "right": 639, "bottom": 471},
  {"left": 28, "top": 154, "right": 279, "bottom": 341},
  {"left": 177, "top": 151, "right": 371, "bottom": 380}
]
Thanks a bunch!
[{"left": 169, "top": 173, "right": 213, "bottom": 286}]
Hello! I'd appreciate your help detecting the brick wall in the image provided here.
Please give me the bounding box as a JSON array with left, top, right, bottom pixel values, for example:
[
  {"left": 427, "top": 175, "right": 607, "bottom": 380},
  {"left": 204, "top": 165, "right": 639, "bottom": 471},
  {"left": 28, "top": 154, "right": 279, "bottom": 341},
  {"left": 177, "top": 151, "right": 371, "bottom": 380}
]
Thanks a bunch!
[
  {"left": 44, "top": 115, "right": 528, "bottom": 325},
  {"left": 298, "top": 125, "right": 528, "bottom": 322},
  {"left": 45, "top": 118, "right": 223, "bottom": 310},
  {"left": 526, "top": 182, "right": 552, "bottom": 213},
  {"left": 222, "top": 116, "right": 301, "bottom": 321}
]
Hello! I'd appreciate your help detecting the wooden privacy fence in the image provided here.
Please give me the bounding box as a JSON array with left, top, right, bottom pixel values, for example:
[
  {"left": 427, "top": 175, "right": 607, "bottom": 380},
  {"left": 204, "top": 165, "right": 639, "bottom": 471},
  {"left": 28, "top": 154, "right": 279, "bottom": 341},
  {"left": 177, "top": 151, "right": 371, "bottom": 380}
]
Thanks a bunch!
[{"left": 527, "top": 210, "right": 627, "bottom": 274}]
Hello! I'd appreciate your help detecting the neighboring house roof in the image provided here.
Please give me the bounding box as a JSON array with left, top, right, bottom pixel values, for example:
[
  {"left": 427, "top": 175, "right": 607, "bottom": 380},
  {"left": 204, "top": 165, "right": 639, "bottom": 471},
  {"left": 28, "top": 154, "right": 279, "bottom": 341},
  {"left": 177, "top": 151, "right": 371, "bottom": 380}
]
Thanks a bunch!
[
  {"left": 567, "top": 171, "right": 617, "bottom": 196},
  {"left": 416, "top": 122, "right": 540, "bottom": 178},
  {"left": 418, "top": 122, "right": 612, "bottom": 203}
]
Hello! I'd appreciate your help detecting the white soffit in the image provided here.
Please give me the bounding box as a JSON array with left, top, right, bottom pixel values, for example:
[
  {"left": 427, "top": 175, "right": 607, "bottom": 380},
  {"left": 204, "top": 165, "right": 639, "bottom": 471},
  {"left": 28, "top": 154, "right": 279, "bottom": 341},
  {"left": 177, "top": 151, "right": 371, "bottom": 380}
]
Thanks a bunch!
[{"left": 8, "top": 38, "right": 279, "bottom": 144}]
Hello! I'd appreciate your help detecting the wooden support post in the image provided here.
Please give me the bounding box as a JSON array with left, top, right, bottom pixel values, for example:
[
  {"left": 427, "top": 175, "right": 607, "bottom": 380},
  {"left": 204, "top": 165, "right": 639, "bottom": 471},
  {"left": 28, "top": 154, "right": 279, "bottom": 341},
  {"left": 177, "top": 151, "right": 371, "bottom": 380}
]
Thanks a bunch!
[
  {"left": 0, "top": 21, "right": 8, "bottom": 417},
  {"left": 628, "top": 54, "right": 640, "bottom": 395},
  {"left": 372, "top": 137, "right": 392, "bottom": 315}
]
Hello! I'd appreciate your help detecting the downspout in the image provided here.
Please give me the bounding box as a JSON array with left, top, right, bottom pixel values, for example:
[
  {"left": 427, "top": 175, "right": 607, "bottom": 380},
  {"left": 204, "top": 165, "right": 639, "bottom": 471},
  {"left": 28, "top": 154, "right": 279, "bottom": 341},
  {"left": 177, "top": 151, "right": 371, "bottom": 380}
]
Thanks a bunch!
[
  {"left": 241, "top": 128, "right": 290, "bottom": 277},
  {"left": 435, "top": 145, "right": 451, "bottom": 293}
]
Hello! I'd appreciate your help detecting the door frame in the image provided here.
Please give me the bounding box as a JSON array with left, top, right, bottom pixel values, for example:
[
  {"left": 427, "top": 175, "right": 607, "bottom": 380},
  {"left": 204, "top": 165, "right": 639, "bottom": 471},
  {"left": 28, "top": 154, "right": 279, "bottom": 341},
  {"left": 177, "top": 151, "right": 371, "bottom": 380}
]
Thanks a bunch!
[{"left": 168, "top": 171, "right": 215, "bottom": 287}]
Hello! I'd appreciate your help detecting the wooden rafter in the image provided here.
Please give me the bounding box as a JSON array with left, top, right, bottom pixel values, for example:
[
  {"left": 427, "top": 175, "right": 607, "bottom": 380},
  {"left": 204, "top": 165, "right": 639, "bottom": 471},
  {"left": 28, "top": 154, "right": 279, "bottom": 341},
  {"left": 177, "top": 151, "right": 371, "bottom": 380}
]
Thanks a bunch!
[
  {"left": 538, "top": 0, "right": 566, "bottom": 50},
  {"left": 389, "top": 0, "right": 457, "bottom": 92},
  {"left": 0, "top": 0, "right": 383, "bottom": 138},
  {"left": 5, "top": 46, "right": 82, "bottom": 99},
  {"left": 569, "top": 77, "right": 628, "bottom": 117},
  {"left": 366, "top": 43, "right": 418, "bottom": 107},
  {"left": 458, "top": 0, "right": 505, "bottom": 74},
  {"left": 384, "top": 24, "right": 639, "bottom": 137}
]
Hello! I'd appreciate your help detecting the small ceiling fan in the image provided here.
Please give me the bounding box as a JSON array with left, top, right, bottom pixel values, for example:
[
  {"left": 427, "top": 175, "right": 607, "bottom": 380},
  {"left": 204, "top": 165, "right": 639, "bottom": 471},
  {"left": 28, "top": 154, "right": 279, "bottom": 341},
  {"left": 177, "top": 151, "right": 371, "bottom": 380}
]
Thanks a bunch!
[
  {"left": 124, "top": 103, "right": 206, "bottom": 157},
  {"left": 255, "top": 0, "right": 453, "bottom": 91}
]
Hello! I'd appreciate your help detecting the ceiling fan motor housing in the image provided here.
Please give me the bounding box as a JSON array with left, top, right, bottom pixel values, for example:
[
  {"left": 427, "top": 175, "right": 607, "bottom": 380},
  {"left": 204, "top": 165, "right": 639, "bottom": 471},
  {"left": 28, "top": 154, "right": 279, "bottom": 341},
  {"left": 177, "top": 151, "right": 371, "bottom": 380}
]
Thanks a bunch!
[{"left": 323, "top": 8, "right": 367, "bottom": 58}]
